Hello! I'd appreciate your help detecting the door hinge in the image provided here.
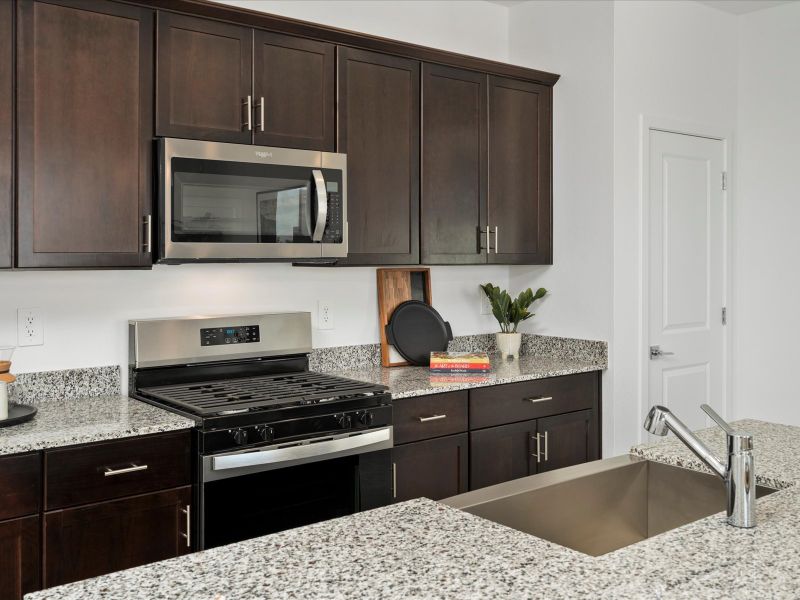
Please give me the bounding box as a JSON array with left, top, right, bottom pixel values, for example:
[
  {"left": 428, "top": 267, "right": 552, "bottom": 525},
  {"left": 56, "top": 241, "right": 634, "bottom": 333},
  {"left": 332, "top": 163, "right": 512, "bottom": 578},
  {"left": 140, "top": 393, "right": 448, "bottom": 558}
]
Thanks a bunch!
[
  {"left": 721, "top": 171, "right": 728, "bottom": 191},
  {"left": 722, "top": 307, "right": 727, "bottom": 325}
]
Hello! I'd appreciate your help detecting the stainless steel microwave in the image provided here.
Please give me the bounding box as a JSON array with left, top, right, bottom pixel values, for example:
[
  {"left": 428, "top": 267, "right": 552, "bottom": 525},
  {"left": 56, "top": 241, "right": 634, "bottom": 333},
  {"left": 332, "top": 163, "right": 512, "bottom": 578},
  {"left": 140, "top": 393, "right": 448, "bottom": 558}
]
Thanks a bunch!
[{"left": 157, "top": 138, "right": 347, "bottom": 262}]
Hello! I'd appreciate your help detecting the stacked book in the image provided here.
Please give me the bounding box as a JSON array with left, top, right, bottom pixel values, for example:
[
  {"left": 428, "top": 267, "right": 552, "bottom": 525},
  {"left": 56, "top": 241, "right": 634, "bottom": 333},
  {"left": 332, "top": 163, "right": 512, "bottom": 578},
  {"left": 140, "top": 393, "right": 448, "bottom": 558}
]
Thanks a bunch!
[{"left": 429, "top": 352, "right": 492, "bottom": 374}]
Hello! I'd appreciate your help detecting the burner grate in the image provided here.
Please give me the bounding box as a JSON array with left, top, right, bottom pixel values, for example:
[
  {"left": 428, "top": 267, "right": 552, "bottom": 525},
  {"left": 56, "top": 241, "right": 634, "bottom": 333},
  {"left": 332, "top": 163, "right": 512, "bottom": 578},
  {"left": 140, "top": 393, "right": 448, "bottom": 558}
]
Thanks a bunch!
[{"left": 139, "top": 371, "right": 387, "bottom": 416}]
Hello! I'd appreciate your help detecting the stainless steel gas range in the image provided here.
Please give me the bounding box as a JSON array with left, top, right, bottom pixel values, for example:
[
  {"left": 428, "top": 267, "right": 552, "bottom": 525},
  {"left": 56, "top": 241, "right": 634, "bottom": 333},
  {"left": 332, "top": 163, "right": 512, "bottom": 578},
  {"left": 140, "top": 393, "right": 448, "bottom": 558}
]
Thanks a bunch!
[{"left": 128, "top": 313, "right": 393, "bottom": 550}]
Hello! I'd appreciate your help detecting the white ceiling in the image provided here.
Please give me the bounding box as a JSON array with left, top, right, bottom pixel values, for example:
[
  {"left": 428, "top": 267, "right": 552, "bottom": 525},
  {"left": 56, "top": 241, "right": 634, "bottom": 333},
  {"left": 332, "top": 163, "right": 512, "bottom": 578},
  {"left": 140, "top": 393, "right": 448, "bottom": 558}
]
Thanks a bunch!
[
  {"left": 487, "top": 0, "right": 795, "bottom": 15},
  {"left": 696, "top": 0, "right": 794, "bottom": 14}
]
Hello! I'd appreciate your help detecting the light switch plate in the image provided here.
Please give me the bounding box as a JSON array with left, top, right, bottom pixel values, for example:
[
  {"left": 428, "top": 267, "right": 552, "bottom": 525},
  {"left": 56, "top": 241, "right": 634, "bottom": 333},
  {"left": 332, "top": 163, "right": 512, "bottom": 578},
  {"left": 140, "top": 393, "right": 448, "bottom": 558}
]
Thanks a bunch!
[{"left": 18, "top": 308, "right": 44, "bottom": 346}]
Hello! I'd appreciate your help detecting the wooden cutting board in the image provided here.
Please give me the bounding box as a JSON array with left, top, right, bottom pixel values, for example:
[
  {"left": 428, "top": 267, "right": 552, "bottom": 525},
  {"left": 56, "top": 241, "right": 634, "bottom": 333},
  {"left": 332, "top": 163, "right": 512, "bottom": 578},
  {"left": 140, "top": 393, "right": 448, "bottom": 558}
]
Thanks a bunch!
[{"left": 377, "top": 268, "right": 432, "bottom": 367}]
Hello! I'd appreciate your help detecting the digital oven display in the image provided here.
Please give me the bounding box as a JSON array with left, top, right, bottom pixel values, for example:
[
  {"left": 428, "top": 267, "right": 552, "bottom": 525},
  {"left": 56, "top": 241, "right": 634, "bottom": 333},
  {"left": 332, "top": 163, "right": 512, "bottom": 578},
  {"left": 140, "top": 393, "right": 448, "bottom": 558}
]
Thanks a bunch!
[{"left": 201, "top": 325, "right": 260, "bottom": 347}]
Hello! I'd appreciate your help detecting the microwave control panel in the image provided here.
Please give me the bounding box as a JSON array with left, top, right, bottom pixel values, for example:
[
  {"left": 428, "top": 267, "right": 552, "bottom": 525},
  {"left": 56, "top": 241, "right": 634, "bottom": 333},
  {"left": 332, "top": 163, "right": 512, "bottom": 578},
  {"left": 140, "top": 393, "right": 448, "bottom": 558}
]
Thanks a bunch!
[
  {"left": 201, "top": 325, "right": 260, "bottom": 347},
  {"left": 322, "top": 191, "right": 343, "bottom": 243}
]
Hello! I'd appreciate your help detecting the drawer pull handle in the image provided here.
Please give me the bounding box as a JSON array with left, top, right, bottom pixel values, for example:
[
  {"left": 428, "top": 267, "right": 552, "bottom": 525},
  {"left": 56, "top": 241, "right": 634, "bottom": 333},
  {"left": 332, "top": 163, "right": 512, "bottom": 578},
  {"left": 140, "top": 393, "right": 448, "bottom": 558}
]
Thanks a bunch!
[
  {"left": 525, "top": 396, "right": 553, "bottom": 404},
  {"left": 104, "top": 463, "right": 148, "bottom": 477},
  {"left": 418, "top": 414, "right": 447, "bottom": 423}
]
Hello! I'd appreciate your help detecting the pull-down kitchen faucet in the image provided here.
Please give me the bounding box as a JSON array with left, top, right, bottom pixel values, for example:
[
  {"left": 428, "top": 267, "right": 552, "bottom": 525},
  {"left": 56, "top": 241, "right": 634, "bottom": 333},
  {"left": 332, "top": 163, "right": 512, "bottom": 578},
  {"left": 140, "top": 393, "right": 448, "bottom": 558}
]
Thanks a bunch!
[{"left": 644, "top": 404, "right": 756, "bottom": 528}]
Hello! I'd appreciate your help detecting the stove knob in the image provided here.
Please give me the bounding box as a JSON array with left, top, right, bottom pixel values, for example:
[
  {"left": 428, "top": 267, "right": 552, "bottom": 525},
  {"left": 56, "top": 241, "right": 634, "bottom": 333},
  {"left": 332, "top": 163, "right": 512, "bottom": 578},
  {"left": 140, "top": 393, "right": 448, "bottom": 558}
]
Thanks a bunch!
[
  {"left": 358, "top": 411, "right": 374, "bottom": 427},
  {"left": 256, "top": 425, "right": 275, "bottom": 443},
  {"left": 336, "top": 414, "right": 352, "bottom": 429},
  {"left": 231, "top": 428, "right": 249, "bottom": 446}
]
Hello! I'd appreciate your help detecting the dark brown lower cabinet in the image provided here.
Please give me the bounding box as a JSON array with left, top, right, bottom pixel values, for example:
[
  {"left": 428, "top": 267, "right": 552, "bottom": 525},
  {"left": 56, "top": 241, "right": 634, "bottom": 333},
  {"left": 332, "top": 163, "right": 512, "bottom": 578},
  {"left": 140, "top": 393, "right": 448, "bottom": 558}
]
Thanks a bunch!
[
  {"left": 537, "top": 409, "right": 598, "bottom": 473},
  {"left": 469, "top": 419, "right": 537, "bottom": 490},
  {"left": 392, "top": 434, "right": 468, "bottom": 502},
  {"left": 470, "top": 410, "right": 599, "bottom": 489},
  {"left": 0, "top": 516, "right": 40, "bottom": 600},
  {"left": 44, "top": 486, "right": 192, "bottom": 588}
]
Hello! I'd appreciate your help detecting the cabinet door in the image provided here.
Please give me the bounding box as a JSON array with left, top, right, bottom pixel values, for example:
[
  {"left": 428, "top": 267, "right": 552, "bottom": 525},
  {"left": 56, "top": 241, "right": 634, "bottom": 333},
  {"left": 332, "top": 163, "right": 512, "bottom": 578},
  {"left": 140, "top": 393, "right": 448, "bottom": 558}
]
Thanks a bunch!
[
  {"left": 44, "top": 486, "right": 192, "bottom": 588},
  {"left": 488, "top": 76, "right": 552, "bottom": 265},
  {"left": 156, "top": 12, "right": 252, "bottom": 144},
  {"left": 16, "top": 0, "right": 153, "bottom": 268},
  {"left": 0, "top": 516, "right": 40, "bottom": 600},
  {"left": 392, "top": 434, "right": 468, "bottom": 502},
  {"left": 253, "top": 31, "right": 334, "bottom": 151},
  {"left": 338, "top": 47, "right": 420, "bottom": 265},
  {"left": 469, "top": 419, "right": 537, "bottom": 490},
  {"left": 421, "top": 64, "right": 487, "bottom": 265},
  {"left": 536, "top": 410, "right": 598, "bottom": 473},
  {"left": 0, "top": 0, "right": 11, "bottom": 269}
]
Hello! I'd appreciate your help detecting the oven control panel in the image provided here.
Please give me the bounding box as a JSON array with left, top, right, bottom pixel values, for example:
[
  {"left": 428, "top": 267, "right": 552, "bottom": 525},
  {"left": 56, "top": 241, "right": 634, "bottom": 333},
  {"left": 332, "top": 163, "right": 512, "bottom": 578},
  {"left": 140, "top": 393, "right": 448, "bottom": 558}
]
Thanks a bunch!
[{"left": 201, "top": 325, "right": 260, "bottom": 347}]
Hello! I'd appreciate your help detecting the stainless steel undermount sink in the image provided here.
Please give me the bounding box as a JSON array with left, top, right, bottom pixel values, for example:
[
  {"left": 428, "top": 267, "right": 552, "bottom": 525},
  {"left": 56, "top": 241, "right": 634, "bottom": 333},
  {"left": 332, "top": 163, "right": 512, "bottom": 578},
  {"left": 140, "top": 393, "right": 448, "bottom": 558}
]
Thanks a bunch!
[{"left": 442, "top": 455, "right": 777, "bottom": 557}]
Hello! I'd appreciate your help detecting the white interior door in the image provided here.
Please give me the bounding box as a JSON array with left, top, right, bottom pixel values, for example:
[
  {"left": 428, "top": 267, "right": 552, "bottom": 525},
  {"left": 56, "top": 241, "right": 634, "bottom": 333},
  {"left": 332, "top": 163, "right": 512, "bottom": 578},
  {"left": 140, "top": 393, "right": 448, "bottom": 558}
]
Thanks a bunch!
[{"left": 648, "top": 129, "right": 726, "bottom": 432}]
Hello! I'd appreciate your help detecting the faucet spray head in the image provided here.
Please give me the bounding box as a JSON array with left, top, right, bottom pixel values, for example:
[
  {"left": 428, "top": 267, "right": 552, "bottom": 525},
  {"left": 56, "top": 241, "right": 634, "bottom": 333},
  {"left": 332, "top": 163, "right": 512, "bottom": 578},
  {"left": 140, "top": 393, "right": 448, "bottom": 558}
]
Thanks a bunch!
[{"left": 644, "top": 405, "right": 671, "bottom": 436}]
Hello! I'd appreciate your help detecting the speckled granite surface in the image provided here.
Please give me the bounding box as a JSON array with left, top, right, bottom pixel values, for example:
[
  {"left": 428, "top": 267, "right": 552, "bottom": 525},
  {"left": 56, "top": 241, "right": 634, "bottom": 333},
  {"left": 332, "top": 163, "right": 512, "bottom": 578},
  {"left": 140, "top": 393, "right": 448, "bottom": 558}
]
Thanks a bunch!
[
  {"left": 324, "top": 353, "right": 606, "bottom": 399},
  {"left": 632, "top": 418, "right": 800, "bottom": 489},
  {"left": 0, "top": 395, "right": 195, "bottom": 456},
  {"left": 25, "top": 462, "right": 800, "bottom": 599},
  {"left": 308, "top": 333, "right": 607, "bottom": 372},
  {"left": 10, "top": 365, "right": 121, "bottom": 405}
]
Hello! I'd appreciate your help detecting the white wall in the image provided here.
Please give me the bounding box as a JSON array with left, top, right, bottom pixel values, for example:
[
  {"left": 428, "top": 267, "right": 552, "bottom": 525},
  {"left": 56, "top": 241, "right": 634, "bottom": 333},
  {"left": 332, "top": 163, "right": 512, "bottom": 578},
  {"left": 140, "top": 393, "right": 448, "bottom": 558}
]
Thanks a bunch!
[
  {"left": 612, "top": 0, "right": 738, "bottom": 453},
  {"left": 221, "top": 0, "right": 509, "bottom": 62},
  {"left": 733, "top": 2, "right": 800, "bottom": 424},
  {"left": 0, "top": 1, "right": 513, "bottom": 376},
  {"left": 507, "top": 1, "right": 615, "bottom": 455}
]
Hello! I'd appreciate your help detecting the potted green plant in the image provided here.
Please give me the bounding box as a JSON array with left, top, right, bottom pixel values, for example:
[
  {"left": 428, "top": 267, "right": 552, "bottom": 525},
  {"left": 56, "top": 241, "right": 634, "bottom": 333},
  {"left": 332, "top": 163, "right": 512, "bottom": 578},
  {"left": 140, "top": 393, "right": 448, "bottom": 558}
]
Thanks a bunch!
[{"left": 480, "top": 284, "right": 547, "bottom": 359}]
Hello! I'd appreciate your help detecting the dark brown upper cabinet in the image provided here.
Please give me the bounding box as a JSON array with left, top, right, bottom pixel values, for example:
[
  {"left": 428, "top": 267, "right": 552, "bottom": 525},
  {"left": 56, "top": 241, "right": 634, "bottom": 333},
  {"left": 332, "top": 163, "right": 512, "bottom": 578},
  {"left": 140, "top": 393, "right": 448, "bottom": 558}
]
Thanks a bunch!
[
  {"left": 488, "top": 76, "right": 553, "bottom": 265},
  {"left": 156, "top": 13, "right": 252, "bottom": 144},
  {"left": 421, "top": 64, "right": 487, "bottom": 265},
  {"left": 337, "top": 47, "right": 420, "bottom": 265},
  {"left": 253, "top": 31, "right": 334, "bottom": 151},
  {"left": 157, "top": 15, "right": 335, "bottom": 151},
  {"left": 16, "top": 0, "right": 153, "bottom": 268},
  {"left": 0, "top": 0, "right": 12, "bottom": 269}
]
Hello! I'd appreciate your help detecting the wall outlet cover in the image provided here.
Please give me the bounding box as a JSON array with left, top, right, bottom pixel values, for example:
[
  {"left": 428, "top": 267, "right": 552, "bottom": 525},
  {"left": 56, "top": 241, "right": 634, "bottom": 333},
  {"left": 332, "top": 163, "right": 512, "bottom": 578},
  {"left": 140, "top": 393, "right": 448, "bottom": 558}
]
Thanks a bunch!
[
  {"left": 318, "top": 300, "right": 334, "bottom": 330},
  {"left": 18, "top": 308, "right": 44, "bottom": 346}
]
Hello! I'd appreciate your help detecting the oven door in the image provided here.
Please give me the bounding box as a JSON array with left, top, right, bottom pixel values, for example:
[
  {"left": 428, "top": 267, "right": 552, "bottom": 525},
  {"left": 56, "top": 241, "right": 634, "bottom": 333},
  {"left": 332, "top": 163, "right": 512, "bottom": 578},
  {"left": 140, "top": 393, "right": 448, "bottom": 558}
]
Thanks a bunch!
[
  {"left": 158, "top": 138, "right": 347, "bottom": 262},
  {"left": 199, "top": 427, "right": 393, "bottom": 549}
]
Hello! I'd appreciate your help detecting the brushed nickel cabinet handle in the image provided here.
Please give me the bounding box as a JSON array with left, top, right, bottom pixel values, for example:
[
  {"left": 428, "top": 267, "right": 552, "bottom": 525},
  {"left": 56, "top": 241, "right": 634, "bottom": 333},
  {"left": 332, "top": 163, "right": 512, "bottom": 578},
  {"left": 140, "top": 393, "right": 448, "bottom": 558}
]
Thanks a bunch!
[
  {"left": 255, "top": 96, "right": 265, "bottom": 132},
  {"left": 535, "top": 433, "right": 542, "bottom": 463},
  {"left": 143, "top": 215, "right": 152, "bottom": 253},
  {"left": 180, "top": 504, "right": 191, "bottom": 548},
  {"left": 525, "top": 396, "right": 553, "bottom": 404},
  {"left": 544, "top": 430, "right": 549, "bottom": 462},
  {"left": 104, "top": 463, "right": 148, "bottom": 477},
  {"left": 392, "top": 462, "right": 397, "bottom": 499},
  {"left": 243, "top": 95, "right": 252, "bottom": 131},
  {"left": 418, "top": 414, "right": 447, "bottom": 423},
  {"left": 494, "top": 225, "right": 499, "bottom": 254}
]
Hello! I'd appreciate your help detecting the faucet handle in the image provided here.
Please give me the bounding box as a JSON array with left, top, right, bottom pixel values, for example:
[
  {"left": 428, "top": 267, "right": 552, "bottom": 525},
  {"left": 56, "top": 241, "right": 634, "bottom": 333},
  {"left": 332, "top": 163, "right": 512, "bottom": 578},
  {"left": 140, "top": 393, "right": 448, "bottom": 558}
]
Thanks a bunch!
[{"left": 701, "top": 404, "right": 735, "bottom": 435}]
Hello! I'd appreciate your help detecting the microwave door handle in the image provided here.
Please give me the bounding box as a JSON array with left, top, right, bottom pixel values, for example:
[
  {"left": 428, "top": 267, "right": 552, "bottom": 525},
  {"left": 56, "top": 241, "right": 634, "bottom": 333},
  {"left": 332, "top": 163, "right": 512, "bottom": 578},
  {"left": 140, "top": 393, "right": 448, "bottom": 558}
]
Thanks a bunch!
[{"left": 312, "top": 169, "right": 328, "bottom": 242}]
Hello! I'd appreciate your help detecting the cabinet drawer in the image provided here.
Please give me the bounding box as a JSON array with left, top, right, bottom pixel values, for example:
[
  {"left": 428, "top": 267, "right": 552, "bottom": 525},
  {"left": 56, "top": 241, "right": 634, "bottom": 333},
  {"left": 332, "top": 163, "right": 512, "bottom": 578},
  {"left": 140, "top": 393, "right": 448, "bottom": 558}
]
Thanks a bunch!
[
  {"left": 393, "top": 391, "right": 468, "bottom": 444},
  {"left": 45, "top": 431, "right": 191, "bottom": 510},
  {"left": 0, "top": 453, "right": 41, "bottom": 520},
  {"left": 470, "top": 372, "right": 598, "bottom": 430}
]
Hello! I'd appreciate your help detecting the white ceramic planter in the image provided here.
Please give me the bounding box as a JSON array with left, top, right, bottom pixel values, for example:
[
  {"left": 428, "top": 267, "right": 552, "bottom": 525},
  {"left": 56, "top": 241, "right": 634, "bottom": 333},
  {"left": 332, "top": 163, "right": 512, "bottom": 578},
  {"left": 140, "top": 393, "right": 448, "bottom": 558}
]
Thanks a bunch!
[{"left": 496, "top": 332, "right": 522, "bottom": 360}]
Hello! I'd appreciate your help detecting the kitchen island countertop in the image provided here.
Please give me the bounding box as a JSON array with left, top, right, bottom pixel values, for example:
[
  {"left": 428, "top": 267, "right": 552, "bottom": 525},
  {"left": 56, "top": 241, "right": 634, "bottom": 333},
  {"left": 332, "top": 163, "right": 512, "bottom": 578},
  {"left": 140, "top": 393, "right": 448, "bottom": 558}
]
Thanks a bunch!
[{"left": 26, "top": 418, "right": 800, "bottom": 599}]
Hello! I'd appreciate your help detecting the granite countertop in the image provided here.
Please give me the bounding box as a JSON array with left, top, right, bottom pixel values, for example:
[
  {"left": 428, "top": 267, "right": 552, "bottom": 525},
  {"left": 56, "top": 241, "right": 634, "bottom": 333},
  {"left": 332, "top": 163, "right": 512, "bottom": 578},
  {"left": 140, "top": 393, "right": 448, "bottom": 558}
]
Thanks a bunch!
[
  {"left": 27, "top": 419, "right": 800, "bottom": 599},
  {"left": 0, "top": 395, "right": 195, "bottom": 456},
  {"left": 328, "top": 354, "right": 606, "bottom": 399}
]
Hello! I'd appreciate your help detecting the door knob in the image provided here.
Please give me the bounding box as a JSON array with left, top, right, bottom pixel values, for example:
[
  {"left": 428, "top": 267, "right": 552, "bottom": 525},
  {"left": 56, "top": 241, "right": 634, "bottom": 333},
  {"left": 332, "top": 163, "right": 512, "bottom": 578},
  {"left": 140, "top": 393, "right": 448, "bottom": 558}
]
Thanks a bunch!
[{"left": 649, "top": 345, "right": 675, "bottom": 360}]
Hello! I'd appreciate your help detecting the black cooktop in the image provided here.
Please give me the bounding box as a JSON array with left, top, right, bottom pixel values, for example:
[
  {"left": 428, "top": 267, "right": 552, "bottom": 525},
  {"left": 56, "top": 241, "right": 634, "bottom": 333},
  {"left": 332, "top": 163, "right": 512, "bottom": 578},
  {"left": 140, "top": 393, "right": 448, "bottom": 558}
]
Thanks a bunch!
[{"left": 138, "top": 371, "right": 387, "bottom": 417}]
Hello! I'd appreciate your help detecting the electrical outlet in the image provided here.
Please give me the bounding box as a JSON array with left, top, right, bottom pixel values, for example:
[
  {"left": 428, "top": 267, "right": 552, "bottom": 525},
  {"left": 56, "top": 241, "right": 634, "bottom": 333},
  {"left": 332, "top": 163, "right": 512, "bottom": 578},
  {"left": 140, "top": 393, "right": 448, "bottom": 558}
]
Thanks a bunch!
[
  {"left": 480, "top": 289, "right": 492, "bottom": 315},
  {"left": 318, "top": 301, "right": 334, "bottom": 330},
  {"left": 18, "top": 308, "right": 44, "bottom": 346}
]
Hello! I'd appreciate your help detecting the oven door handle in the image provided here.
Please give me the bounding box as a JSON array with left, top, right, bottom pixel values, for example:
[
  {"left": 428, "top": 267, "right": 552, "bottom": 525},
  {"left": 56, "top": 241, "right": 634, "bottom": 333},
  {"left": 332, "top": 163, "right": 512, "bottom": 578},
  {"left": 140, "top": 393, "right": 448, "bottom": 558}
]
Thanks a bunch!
[
  {"left": 311, "top": 169, "right": 328, "bottom": 242},
  {"left": 210, "top": 427, "right": 392, "bottom": 473}
]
